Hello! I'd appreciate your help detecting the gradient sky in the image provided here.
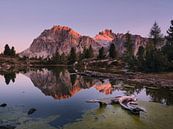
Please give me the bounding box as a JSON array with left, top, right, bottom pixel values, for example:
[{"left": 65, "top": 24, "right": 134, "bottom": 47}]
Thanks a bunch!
[{"left": 0, "top": 0, "right": 173, "bottom": 52}]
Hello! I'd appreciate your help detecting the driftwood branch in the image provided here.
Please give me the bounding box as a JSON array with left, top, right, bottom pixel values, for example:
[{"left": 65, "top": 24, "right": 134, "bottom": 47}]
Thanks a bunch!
[{"left": 86, "top": 95, "right": 146, "bottom": 115}]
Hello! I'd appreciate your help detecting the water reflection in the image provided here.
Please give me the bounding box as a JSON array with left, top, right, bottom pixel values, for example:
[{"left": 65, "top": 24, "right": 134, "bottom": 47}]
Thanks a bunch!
[
  {"left": 0, "top": 72, "right": 16, "bottom": 85},
  {"left": 93, "top": 79, "right": 112, "bottom": 94},
  {"left": 24, "top": 68, "right": 96, "bottom": 99},
  {"left": 146, "top": 88, "right": 173, "bottom": 105},
  {"left": 0, "top": 67, "right": 173, "bottom": 128},
  {"left": 22, "top": 67, "right": 173, "bottom": 105}
]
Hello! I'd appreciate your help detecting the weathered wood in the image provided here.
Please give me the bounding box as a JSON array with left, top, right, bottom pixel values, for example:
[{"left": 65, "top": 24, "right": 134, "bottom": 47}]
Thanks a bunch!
[
  {"left": 87, "top": 95, "right": 146, "bottom": 115},
  {"left": 86, "top": 96, "right": 121, "bottom": 105}
]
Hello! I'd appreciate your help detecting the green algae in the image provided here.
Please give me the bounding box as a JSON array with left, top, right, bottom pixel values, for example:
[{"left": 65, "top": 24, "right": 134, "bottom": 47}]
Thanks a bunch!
[{"left": 64, "top": 101, "right": 173, "bottom": 129}]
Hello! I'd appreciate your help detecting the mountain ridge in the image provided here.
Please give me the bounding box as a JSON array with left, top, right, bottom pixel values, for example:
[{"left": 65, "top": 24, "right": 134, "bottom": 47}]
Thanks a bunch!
[{"left": 20, "top": 25, "right": 148, "bottom": 58}]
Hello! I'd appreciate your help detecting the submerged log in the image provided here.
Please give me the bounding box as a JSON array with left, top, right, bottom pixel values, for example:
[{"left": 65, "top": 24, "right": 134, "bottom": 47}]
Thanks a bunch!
[{"left": 86, "top": 95, "right": 146, "bottom": 115}]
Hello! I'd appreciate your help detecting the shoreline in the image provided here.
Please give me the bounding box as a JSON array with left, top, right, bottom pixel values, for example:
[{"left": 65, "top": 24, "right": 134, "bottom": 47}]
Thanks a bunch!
[{"left": 0, "top": 56, "right": 173, "bottom": 88}]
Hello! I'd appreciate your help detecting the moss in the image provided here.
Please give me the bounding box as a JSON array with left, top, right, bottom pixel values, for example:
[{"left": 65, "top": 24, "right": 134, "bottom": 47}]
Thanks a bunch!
[{"left": 64, "top": 101, "right": 173, "bottom": 129}]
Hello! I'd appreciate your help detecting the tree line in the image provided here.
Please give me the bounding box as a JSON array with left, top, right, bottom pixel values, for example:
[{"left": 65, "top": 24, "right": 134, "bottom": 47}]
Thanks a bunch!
[
  {"left": 45, "top": 43, "right": 117, "bottom": 65},
  {"left": 63, "top": 20, "right": 173, "bottom": 72},
  {"left": 1, "top": 44, "right": 16, "bottom": 56},
  {"left": 125, "top": 20, "right": 173, "bottom": 72},
  {"left": 1, "top": 20, "right": 173, "bottom": 72}
]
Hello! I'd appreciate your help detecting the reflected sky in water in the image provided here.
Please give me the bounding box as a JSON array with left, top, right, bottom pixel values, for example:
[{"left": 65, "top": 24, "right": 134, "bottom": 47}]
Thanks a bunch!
[{"left": 0, "top": 67, "right": 172, "bottom": 127}]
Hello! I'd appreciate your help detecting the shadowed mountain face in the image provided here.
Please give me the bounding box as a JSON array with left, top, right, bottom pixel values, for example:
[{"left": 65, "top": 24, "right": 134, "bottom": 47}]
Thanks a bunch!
[{"left": 20, "top": 25, "right": 148, "bottom": 58}]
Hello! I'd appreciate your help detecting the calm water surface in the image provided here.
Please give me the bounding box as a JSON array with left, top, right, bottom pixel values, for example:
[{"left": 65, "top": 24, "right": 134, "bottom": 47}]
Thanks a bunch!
[{"left": 0, "top": 67, "right": 173, "bottom": 129}]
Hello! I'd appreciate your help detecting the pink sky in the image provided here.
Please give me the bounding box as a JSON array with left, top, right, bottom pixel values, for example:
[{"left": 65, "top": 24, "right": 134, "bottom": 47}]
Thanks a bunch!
[{"left": 0, "top": 0, "right": 173, "bottom": 52}]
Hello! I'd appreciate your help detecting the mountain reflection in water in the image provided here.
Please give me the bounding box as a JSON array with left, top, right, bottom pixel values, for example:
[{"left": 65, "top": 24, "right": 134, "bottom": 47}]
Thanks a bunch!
[
  {"left": 1, "top": 67, "right": 173, "bottom": 105},
  {"left": 25, "top": 68, "right": 95, "bottom": 99},
  {"left": 0, "top": 67, "right": 173, "bottom": 128}
]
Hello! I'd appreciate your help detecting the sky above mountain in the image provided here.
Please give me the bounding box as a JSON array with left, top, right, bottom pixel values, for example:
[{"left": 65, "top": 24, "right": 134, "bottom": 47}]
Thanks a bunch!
[{"left": 0, "top": 0, "right": 173, "bottom": 52}]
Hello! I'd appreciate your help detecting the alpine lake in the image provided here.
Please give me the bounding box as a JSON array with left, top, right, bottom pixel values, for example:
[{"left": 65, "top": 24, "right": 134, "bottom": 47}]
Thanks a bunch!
[{"left": 0, "top": 66, "right": 173, "bottom": 129}]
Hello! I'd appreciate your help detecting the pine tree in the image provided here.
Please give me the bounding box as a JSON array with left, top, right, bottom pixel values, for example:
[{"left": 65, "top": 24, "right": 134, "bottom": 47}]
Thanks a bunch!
[
  {"left": 98, "top": 47, "right": 105, "bottom": 59},
  {"left": 109, "top": 43, "right": 116, "bottom": 58},
  {"left": 68, "top": 47, "right": 77, "bottom": 64},
  {"left": 60, "top": 53, "right": 67, "bottom": 64},
  {"left": 88, "top": 45, "right": 94, "bottom": 58},
  {"left": 81, "top": 47, "right": 87, "bottom": 59},
  {"left": 143, "top": 22, "right": 167, "bottom": 72},
  {"left": 123, "top": 32, "right": 135, "bottom": 68},
  {"left": 149, "top": 22, "right": 163, "bottom": 47},
  {"left": 4, "top": 44, "right": 11, "bottom": 56},
  {"left": 52, "top": 52, "right": 60, "bottom": 64},
  {"left": 136, "top": 46, "right": 145, "bottom": 70},
  {"left": 82, "top": 45, "right": 94, "bottom": 59},
  {"left": 162, "top": 20, "right": 173, "bottom": 62},
  {"left": 145, "top": 48, "right": 167, "bottom": 72},
  {"left": 10, "top": 46, "right": 16, "bottom": 56}
]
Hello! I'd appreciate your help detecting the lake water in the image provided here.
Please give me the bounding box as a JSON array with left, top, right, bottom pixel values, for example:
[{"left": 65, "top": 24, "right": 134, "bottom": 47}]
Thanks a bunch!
[{"left": 0, "top": 67, "right": 173, "bottom": 129}]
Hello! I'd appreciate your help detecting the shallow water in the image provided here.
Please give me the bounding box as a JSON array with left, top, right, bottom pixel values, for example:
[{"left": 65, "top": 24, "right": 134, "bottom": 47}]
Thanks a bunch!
[{"left": 0, "top": 67, "right": 173, "bottom": 129}]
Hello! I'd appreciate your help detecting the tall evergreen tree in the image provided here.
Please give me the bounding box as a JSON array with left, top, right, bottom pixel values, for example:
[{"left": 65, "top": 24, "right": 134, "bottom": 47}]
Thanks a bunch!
[
  {"left": 60, "top": 53, "right": 67, "bottom": 64},
  {"left": 98, "top": 47, "right": 105, "bottom": 59},
  {"left": 145, "top": 47, "right": 167, "bottom": 72},
  {"left": 82, "top": 45, "right": 94, "bottom": 59},
  {"left": 123, "top": 32, "right": 135, "bottom": 68},
  {"left": 149, "top": 22, "right": 163, "bottom": 47},
  {"left": 136, "top": 46, "right": 145, "bottom": 70},
  {"left": 143, "top": 22, "right": 167, "bottom": 72},
  {"left": 85, "top": 49, "right": 90, "bottom": 58},
  {"left": 162, "top": 20, "right": 173, "bottom": 62},
  {"left": 81, "top": 47, "right": 87, "bottom": 59},
  {"left": 4, "top": 44, "right": 11, "bottom": 56},
  {"left": 52, "top": 52, "right": 60, "bottom": 64},
  {"left": 109, "top": 43, "right": 116, "bottom": 58},
  {"left": 68, "top": 47, "right": 77, "bottom": 64},
  {"left": 10, "top": 46, "right": 16, "bottom": 56},
  {"left": 88, "top": 45, "right": 94, "bottom": 58}
]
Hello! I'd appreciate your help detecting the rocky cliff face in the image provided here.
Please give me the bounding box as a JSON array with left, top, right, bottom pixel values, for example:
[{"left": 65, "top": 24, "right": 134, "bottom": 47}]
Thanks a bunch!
[
  {"left": 112, "top": 34, "right": 148, "bottom": 55},
  {"left": 95, "top": 29, "right": 147, "bottom": 55},
  {"left": 20, "top": 25, "right": 148, "bottom": 58},
  {"left": 20, "top": 25, "right": 101, "bottom": 58}
]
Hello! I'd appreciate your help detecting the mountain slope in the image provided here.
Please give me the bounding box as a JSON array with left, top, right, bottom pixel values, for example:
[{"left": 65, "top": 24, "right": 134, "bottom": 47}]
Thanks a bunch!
[{"left": 20, "top": 25, "right": 148, "bottom": 58}]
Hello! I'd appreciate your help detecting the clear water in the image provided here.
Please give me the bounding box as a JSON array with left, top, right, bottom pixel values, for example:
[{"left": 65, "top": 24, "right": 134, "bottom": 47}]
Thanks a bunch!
[{"left": 0, "top": 67, "right": 173, "bottom": 129}]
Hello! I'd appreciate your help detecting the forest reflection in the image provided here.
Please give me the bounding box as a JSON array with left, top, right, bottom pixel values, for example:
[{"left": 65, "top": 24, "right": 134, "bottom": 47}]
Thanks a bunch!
[
  {"left": 0, "top": 67, "right": 173, "bottom": 105},
  {"left": 2, "top": 72, "right": 16, "bottom": 85}
]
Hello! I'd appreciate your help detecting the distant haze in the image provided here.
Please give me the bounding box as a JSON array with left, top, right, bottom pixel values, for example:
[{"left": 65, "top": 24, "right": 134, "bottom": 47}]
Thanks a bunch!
[{"left": 0, "top": 0, "right": 173, "bottom": 52}]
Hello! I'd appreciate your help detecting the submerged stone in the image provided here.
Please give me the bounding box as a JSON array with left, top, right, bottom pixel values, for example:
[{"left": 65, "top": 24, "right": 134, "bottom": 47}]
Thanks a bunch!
[
  {"left": 27, "top": 108, "right": 37, "bottom": 115},
  {"left": 0, "top": 103, "right": 7, "bottom": 107}
]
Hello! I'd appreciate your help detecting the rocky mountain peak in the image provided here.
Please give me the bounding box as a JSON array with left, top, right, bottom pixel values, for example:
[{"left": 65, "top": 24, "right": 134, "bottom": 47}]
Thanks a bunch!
[
  {"left": 99, "top": 29, "right": 113, "bottom": 36},
  {"left": 94, "top": 29, "right": 117, "bottom": 43},
  {"left": 51, "top": 25, "right": 81, "bottom": 37},
  {"left": 19, "top": 25, "right": 148, "bottom": 59}
]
